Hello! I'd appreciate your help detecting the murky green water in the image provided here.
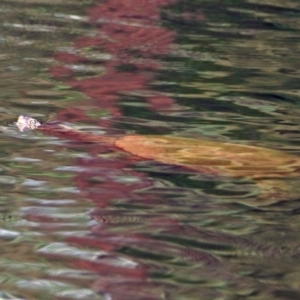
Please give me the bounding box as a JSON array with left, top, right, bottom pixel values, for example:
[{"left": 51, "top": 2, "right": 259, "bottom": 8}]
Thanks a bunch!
[{"left": 1, "top": 0, "right": 300, "bottom": 299}]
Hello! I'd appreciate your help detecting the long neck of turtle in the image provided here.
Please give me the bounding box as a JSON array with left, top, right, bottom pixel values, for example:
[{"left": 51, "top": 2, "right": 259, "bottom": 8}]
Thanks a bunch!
[{"left": 37, "top": 124, "right": 117, "bottom": 144}]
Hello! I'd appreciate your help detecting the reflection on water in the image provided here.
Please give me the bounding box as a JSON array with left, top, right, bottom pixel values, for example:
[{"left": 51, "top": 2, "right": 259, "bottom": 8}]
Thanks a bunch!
[{"left": 1, "top": 0, "right": 300, "bottom": 299}]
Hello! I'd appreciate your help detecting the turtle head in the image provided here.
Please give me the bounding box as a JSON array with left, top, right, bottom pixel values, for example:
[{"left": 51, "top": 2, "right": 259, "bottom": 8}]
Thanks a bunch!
[{"left": 15, "top": 115, "right": 41, "bottom": 132}]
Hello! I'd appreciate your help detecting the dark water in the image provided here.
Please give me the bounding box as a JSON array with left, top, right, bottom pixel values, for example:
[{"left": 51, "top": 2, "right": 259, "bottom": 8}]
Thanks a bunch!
[{"left": 1, "top": 0, "right": 300, "bottom": 299}]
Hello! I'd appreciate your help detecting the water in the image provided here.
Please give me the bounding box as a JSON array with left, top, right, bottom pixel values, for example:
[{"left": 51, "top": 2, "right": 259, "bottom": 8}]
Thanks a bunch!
[{"left": 1, "top": 0, "right": 300, "bottom": 299}]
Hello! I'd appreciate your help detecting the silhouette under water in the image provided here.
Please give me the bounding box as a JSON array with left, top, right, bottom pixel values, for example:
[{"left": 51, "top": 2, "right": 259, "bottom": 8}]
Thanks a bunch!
[{"left": 16, "top": 114, "right": 300, "bottom": 208}]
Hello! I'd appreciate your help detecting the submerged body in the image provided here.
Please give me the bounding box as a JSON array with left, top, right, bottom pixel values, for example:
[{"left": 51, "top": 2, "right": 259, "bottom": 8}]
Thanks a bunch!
[{"left": 16, "top": 115, "right": 300, "bottom": 205}]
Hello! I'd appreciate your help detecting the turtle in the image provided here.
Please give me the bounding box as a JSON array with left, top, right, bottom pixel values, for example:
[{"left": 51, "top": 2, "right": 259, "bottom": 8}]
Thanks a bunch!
[{"left": 15, "top": 115, "right": 300, "bottom": 206}]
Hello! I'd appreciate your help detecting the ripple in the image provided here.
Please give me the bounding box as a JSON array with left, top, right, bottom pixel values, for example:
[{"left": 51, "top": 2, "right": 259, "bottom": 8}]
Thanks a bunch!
[
  {"left": 1, "top": 0, "right": 300, "bottom": 299},
  {"left": 0, "top": 176, "right": 16, "bottom": 185},
  {"left": 37, "top": 242, "right": 141, "bottom": 272},
  {"left": 17, "top": 279, "right": 101, "bottom": 299},
  {"left": 0, "top": 229, "right": 20, "bottom": 239},
  {"left": 0, "top": 291, "right": 25, "bottom": 300}
]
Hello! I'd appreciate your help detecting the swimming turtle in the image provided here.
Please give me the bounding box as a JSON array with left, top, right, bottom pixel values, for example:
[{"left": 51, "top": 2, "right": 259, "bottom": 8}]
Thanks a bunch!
[{"left": 16, "top": 115, "right": 300, "bottom": 206}]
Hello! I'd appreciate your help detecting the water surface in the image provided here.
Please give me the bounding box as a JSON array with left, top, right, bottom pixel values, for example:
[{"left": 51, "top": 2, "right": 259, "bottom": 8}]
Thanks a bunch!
[{"left": 1, "top": 0, "right": 300, "bottom": 299}]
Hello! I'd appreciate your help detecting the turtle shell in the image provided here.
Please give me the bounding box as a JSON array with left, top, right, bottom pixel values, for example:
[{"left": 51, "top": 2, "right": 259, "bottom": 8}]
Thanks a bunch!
[
  {"left": 115, "top": 135, "right": 299, "bottom": 179},
  {"left": 115, "top": 135, "right": 300, "bottom": 205}
]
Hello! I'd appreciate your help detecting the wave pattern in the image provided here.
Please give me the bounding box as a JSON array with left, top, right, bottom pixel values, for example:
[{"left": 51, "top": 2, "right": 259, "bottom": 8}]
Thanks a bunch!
[{"left": 1, "top": 0, "right": 300, "bottom": 299}]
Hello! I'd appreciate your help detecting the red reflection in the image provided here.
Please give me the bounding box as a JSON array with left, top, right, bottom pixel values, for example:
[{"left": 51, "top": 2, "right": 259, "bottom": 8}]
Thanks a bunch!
[
  {"left": 54, "top": 52, "right": 86, "bottom": 64},
  {"left": 57, "top": 107, "right": 88, "bottom": 122},
  {"left": 49, "top": 65, "right": 73, "bottom": 78},
  {"left": 52, "top": 0, "right": 184, "bottom": 116},
  {"left": 47, "top": 0, "right": 213, "bottom": 298},
  {"left": 91, "top": 24, "right": 175, "bottom": 56},
  {"left": 148, "top": 95, "right": 176, "bottom": 110},
  {"left": 69, "top": 72, "right": 148, "bottom": 98},
  {"left": 88, "top": 0, "right": 176, "bottom": 25}
]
